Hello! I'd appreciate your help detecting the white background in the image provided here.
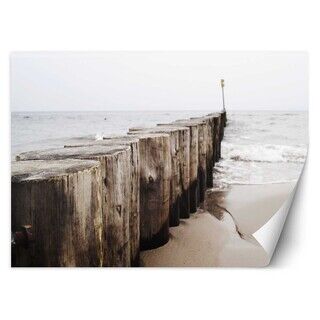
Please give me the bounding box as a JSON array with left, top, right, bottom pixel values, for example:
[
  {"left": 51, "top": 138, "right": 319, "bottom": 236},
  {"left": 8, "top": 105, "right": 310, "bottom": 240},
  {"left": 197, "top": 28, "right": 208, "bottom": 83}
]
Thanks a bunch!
[{"left": 0, "top": 1, "right": 317, "bottom": 319}]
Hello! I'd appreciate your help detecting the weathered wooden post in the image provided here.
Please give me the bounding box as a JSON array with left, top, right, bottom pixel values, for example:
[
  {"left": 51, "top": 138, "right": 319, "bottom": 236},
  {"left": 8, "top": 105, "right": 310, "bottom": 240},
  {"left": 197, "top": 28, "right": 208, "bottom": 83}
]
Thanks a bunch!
[
  {"left": 190, "top": 119, "right": 207, "bottom": 203},
  {"left": 218, "top": 113, "right": 225, "bottom": 140},
  {"left": 190, "top": 116, "right": 215, "bottom": 188},
  {"left": 221, "top": 111, "right": 227, "bottom": 128},
  {"left": 128, "top": 126, "right": 189, "bottom": 226},
  {"left": 174, "top": 119, "right": 207, "bottom": 204},
  {"left": 207, "top": 113, "right": 222, "bottom": 161},
  {"left": 155, "top": 126, "right": 190, "bottom": 219},
  {"left": 12, "top": 159, "right": 103, "bottom": 267},
  {"left": 127, "top": 133, "right": 171, "bottom": 250},
  {"left": 90, "top": 133, "right": 173, "bottom": 251},
  {"left": 16, "top": 145, "right": 132, "bottom": 267},
  {"left": 64, "top": 136, "right": 140, "bottom": 266},
  {"left": 159, "top": 121, "right": 199, "bottom": 213}
]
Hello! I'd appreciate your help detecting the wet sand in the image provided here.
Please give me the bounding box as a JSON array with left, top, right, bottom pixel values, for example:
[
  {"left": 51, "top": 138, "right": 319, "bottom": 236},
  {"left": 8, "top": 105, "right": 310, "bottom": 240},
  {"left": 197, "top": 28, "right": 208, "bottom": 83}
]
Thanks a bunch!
[
  {"left": 140, "top": 182, "right": 295, "bottom": 267},
  {"left": 215, "top": 182, "right": 296, "bottom": 235}
]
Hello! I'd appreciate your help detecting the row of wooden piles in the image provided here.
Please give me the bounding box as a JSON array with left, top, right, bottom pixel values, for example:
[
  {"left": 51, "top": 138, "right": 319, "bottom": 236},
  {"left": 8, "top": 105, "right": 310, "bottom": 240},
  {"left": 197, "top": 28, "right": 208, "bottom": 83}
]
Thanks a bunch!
[{"left": 11, "top": 111, "right": 227, "bottom": 267}]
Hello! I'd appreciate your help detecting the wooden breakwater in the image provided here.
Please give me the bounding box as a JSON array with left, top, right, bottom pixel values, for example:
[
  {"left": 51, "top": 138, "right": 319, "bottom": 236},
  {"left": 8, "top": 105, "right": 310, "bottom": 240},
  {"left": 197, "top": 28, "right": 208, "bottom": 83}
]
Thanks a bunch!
[{"left": 11, "top": 111, "right": 227, "bottom": 267}]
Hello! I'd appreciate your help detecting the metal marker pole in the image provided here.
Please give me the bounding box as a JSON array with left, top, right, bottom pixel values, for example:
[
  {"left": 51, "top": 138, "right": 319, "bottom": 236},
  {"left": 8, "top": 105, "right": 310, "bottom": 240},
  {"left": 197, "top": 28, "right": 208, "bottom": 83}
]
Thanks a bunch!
[{"left": 220, "top": 79, "right": 226, "bottom": 112}]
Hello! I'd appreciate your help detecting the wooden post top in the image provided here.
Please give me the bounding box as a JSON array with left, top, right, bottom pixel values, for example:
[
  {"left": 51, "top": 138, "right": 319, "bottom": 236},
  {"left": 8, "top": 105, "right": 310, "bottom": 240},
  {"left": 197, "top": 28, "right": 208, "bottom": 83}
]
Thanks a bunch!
[
  {"left": 12, "top": 159, "right": 100, "bottom": 182},
  {"left": 206, "top": 112, "right": 223, "bottom": 118},
  {"left": 190, "top": 115, "right": 215, "bottom": 121},
  {"left": 127, "top": 132, "right": 170, "bottom": 139},
  {"left": 64, "top": 135, "right": 140, "bottom": 148},
  {"left": 173, "top": 118, "right": 207, "bottom": 126},
  {"left": 187, "top": 118, "right": 208, "bottom": 124},
  {"left": 128, "top": 126, "right": 189, "bottom": 133},
  {"left": 102, "top": 134, "right": 140, "bottom": 142},
  {"left": 16, "top": 145, "right": 131, "bottom": 161},
  {"left": 158, "top": 121, "right": 199, "bottom": 129}
]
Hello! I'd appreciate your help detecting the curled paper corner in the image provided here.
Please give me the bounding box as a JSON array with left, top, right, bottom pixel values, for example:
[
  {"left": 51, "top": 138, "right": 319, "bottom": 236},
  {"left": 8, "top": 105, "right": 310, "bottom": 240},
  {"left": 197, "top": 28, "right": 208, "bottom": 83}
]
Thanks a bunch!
[{"left": 252, "top": 174, "right": 303, "bottom": 265}]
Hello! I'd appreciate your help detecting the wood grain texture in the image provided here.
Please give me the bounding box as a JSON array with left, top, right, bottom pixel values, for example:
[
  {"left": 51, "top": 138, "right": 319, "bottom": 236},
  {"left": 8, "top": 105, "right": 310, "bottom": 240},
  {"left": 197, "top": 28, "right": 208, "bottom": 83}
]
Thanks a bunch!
[
  {"left": 174, "top": 119, "right": 207, "bottom": 204},
  {"left": 221, "top": 111, "right": 227, "bottom": 128},
  {"left": 128, "top": 126, "right": 188, "bottom": 227},
  {"left": 207, "top": 113, "right": 222, "bottom": 162},
  {"left": 16, "top": 145, "right": 132, "bottom": 267},
  {"left": 128, "top": 133, "right": 171, "bottom": 250},
  {"left": 191, "top": 116, "right": 214, "bottom": 188},
  {"left": 188, "top": 120, "right": 207, "bottom": 203},
  {"left": 63, "top": 136, "right": 140, "bottom": 266},
  {"left": 160, "top": 121, "right": 199, "bottom": 213},
  {"left": 12, "top": 159, "right": 103, "bottom": 267}
]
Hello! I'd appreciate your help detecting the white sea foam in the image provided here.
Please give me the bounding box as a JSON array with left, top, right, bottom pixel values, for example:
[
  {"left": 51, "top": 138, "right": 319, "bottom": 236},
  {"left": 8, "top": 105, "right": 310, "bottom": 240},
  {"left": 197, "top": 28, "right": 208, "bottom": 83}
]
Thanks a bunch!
[
  {"left": 95, "top": 133, "right": 104, "bottom": 141},
  {"left": 214, "top": 159, "right": 305, "bottom": 186},
  {"left": 222, "top": 142, "right": 307, "bottom": 164},
  {"left": 213, "top": 111, "right": 308, "bottom": 186}
]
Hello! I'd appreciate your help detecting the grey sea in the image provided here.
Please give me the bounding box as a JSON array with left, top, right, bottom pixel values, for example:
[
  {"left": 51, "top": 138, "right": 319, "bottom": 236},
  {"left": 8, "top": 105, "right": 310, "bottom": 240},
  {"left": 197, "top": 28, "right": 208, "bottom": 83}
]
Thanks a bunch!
[{"left": 11, "top": 110, "right": 308, "bottom": 186}]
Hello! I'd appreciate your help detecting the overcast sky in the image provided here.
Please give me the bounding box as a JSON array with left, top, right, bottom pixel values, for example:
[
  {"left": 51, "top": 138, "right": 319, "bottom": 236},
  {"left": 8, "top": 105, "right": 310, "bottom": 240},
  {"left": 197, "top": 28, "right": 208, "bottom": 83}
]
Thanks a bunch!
[{"left": 10, "top": 51, "right": 308, "bottom": 112}]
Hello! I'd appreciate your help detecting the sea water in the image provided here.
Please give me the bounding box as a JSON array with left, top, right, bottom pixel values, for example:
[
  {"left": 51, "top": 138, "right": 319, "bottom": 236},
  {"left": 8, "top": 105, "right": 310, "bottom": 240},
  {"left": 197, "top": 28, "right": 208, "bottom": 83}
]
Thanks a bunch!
[
  {"left": 11, "top": 110, "right": 210, "bottom": 157},
  {"left": 214, "top": 111, "right": 308, "bottom": 186},
  {"left": 11, "top": 110, "right": 308, "bottom": 185}
]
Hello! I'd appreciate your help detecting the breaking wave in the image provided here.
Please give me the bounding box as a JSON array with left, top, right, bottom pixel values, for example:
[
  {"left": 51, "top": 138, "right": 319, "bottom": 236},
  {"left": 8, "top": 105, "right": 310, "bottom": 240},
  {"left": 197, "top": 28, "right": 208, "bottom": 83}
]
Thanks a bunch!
[{"left": 222, "top": 142, "right": 307, "bottom": 164}]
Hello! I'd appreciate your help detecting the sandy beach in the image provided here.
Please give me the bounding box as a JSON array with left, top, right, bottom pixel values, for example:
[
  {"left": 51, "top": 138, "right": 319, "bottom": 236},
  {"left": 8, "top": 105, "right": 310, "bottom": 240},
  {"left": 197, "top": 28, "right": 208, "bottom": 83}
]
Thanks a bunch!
[
  {"left": 141, "top": 182, "right": 295, "bottom": 267},
  {"left": 213, "top": 182, "right": 296, "bottom": 235}
]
